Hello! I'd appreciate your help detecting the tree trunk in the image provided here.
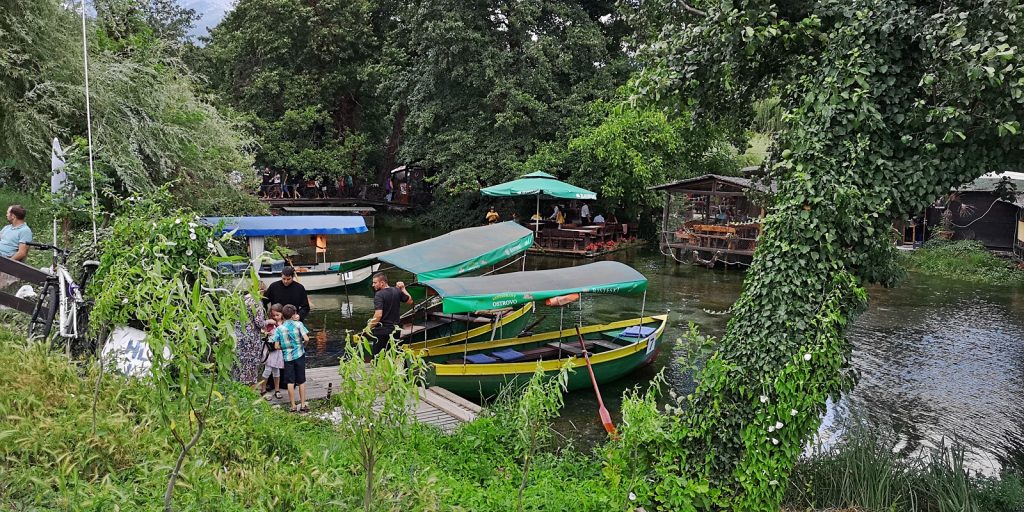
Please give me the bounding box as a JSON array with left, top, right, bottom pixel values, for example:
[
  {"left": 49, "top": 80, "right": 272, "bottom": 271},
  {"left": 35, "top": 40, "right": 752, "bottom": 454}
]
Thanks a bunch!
[{"left": 379, "top": 104, "right": 408, "bottom": 184}]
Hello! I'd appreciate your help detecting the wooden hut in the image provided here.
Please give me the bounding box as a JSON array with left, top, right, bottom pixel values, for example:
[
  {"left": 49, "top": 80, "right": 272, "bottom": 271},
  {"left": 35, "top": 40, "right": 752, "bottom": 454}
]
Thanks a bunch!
[
  {"left": 651, "top": 174, "right": 769, "bottom": 267},
  {"left": 926, "top": 171, "right": 1024, "bottom": 251}
]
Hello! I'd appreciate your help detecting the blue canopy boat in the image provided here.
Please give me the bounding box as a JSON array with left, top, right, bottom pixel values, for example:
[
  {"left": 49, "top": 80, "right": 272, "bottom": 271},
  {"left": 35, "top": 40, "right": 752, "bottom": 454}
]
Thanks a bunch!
[{"left": 202, "top": 215, "right": 374, "bottom": 292}]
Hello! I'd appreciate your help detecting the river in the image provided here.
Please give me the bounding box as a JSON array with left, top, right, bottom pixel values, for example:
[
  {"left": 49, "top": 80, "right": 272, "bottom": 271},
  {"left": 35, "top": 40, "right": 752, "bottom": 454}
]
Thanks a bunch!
[{"left": 283, "top": 225, "right": 1024, "bottom": 474}]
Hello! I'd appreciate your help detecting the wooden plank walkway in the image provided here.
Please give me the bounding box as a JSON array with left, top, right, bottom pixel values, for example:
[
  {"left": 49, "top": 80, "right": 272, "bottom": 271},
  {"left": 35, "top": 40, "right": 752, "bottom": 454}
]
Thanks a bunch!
[{"left": 265, "top": 365, "right": 481, "bottom": 433}]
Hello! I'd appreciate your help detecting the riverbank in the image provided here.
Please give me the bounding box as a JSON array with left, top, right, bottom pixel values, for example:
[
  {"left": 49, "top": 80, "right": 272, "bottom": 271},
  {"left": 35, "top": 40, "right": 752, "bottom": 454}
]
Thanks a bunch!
[
  {"left": 2, "top": 320, "right": 1021, "bottom": 511},
  {"left": 900, "top": 239, "right": 1024, "bottom": 286}
]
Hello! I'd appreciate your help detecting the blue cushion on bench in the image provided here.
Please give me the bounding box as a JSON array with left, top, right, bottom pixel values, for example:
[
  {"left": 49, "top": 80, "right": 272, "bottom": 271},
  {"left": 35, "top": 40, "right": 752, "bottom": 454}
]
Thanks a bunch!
[
  {"left": 491, "top": 348, "right": 525, "bottom": 362},
  {"left": 465, "top": 353, "right": 497, "bottom": 364},
  {"left": 620, "top": 326, "right": 656, "bottom": 338}
]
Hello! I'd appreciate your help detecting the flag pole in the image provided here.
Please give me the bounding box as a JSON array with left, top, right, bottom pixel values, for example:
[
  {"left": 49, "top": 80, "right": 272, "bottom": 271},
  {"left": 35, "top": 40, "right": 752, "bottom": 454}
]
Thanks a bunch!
[{"left": 80, "top": 0, "right": 98, "bottom": 244}]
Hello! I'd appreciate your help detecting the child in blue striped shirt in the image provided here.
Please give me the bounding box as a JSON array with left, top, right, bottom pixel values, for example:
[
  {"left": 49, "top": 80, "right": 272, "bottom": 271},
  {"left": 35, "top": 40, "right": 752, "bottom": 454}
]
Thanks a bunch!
[{"left": 271, "top": 304, "right": 310, "bottom": 412}]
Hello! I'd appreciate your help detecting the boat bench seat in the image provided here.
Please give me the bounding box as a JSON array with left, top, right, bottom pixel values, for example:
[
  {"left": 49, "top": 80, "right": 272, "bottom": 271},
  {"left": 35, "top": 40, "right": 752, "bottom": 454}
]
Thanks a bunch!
[
  {"left": 429, "top": 312, "right": 492, "bottom": 324},
  {"left": 515, "top": 346, "right": 558, "bottom": 362},
  {"left": 400, "top": 319, "right": 450, "bottom": 337},
  {"left": 586, "top": 339, "right": 624, "bottom": 352},
  {"left": 546, "top": 342, "right": 595, "bottom": 356}
]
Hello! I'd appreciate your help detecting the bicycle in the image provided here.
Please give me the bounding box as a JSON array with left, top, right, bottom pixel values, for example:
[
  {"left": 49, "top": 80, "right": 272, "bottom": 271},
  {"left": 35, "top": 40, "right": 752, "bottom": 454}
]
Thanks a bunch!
[{"left": 25, "top": 242, "right": 100, "bottom": 355}]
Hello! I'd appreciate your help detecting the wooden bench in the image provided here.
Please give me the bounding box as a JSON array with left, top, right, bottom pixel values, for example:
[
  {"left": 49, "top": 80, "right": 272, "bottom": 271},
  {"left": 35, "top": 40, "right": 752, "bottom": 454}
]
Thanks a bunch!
[{"left": 546, "top": 341, "right": 595, "bottom": 356}]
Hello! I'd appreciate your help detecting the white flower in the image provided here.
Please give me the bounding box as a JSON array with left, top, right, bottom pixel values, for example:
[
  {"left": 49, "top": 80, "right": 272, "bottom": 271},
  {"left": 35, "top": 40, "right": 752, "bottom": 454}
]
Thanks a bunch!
[
  {"left": 768, "top": 426, "right": 775, "bottom": 433},
  {"left": 775, "top": 421, "right": 784, "bottom": 430},
  {"left": 189, "top": 233, "right": 197, "bottom": 240},
  {"left": 790, "top": 409, "right": 798, "bottom": 416},
  {"left": 628, "top": 492, "right": 636, "bottom": 501},
  {"left": 188, "top": 222, "right": 197, "bottom": 228},
  {"left": 175, "top": 218, "right": 181, "bottom": 224},
  {"left": 186, "top": 249, "right": 193, "bottom": 256},
  {"left": 151, "top": 222, "right": 157, "bottom": 228},
  {"left": 769, "top": 479, "right": 779, "bottom": 486},
  {"left": 121, "top": 298, "right": 129, "bottom": 304},
  {"left": 803, "top": 353, "right": 812, "bottom": 361},
  {"left": 759, "top": 395, "right": 769, "bottom": 403},
  {"left": 771, "top": 438, "right": 779, "bottom": 445}
]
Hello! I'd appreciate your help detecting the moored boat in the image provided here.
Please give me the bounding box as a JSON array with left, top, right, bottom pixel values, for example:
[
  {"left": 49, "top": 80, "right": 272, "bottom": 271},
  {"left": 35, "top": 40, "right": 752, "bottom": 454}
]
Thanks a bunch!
[
  {"left": 202, "top": 215, "right": 376, "bottom": 292},
  {"left": 338, "top": 222, "right": 537, "bottom": 346},
  {"left": 411, "top": 261, "right": 663, "bottom": 398}
]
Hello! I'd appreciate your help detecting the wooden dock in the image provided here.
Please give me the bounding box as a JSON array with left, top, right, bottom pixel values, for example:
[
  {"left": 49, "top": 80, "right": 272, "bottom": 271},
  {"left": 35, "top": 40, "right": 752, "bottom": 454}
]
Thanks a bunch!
[{"left": 265, "top": 365, "right": 481, "bottom": 433}]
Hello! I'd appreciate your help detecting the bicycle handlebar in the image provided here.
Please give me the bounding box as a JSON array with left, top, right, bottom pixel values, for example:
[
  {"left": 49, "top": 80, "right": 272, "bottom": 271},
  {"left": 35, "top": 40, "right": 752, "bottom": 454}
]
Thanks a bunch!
[{"left": 26, "top": 241, "right": 70, "bottom": 254}]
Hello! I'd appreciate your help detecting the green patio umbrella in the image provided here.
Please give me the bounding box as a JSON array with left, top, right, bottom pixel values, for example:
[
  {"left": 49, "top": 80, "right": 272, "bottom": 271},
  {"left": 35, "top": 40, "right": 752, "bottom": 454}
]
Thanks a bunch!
[{"left": 481, "top": 171, "right": 597, "bottom": 235}]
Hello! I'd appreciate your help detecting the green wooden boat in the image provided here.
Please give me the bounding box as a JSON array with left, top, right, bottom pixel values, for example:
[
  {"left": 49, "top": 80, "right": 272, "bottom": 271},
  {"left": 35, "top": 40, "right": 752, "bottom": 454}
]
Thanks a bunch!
[
  {"left": 337, "top": 222, "right": 538, "bottom": 348},
  {"left": 412, "top": 261, "right": 661, "bottom": 398},
  {"left": 418, "top": 315, "right": 666, "bottom": 398}
]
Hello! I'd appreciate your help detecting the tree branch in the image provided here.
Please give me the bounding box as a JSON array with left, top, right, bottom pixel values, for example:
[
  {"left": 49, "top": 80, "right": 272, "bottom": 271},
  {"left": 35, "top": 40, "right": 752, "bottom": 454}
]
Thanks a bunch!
[{"left": 680, "top": 1, "right": 708, "bottom": 17}]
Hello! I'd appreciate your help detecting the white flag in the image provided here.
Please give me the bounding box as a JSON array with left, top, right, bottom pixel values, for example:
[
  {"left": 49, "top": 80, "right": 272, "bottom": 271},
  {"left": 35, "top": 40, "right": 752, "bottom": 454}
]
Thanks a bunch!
[{"left": 51, "top": 137, "right": 68, "bottom": 194}]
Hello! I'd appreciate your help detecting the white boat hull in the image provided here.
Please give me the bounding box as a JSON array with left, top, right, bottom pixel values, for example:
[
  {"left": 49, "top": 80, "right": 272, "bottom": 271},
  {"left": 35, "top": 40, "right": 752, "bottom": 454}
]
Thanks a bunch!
[{"left": 250, "top": 263, "right": 377, "bottom": 292}]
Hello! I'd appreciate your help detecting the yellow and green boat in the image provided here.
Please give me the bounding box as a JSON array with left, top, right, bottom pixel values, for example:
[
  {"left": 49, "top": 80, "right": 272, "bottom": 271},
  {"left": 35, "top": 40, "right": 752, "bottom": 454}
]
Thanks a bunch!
[
  {"left": 412, "top": 261, "right": 665, "bottom": 398},
  {"left": 337, "top": 222, "right": 537, "bottom": 348}
]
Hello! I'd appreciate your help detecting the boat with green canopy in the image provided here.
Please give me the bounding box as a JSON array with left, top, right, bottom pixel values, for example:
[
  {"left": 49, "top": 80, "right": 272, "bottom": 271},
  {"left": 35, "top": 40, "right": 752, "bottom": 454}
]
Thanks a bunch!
[
  {"left": 411, "top": 261, "right": 666, "bottom": 398},
  {"left": 338, "top": 222, "right": 538, "bottom": 348}
]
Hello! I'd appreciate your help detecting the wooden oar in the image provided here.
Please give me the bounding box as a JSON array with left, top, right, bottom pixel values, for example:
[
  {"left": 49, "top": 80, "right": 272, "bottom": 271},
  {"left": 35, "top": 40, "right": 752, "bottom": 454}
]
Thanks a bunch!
[{"left": 574, "top": 325, "right": 617, "bottom": 438}]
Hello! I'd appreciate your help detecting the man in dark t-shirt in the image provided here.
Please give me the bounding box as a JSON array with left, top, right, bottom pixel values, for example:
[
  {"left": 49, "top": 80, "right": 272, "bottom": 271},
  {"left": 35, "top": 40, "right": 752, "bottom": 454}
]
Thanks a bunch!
[
  {"left": 368, "top": 272, "right": 412, "bottom": 356},
  {"left": 263, "top": 266, "right": 310, "bottom": 321}
]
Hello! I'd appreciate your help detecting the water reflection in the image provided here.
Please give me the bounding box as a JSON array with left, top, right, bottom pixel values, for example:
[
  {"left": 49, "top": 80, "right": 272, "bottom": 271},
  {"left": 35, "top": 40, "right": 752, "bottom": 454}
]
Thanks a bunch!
[{"left": 292, "top": 227, "right": 1024, "bottom": 472}]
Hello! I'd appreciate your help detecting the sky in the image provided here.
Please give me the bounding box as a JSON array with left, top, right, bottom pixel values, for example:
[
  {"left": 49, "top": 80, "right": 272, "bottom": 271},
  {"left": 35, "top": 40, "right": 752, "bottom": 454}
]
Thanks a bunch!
[{"left": 181, "top": 0, "right": 233, "bottom": 38}]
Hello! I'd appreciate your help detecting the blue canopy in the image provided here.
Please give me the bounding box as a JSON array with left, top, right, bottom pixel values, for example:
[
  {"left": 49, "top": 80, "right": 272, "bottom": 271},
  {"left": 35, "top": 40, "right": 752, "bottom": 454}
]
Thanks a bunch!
[{"left": 201, "top": 216, "right": 368, "bottom": 237}]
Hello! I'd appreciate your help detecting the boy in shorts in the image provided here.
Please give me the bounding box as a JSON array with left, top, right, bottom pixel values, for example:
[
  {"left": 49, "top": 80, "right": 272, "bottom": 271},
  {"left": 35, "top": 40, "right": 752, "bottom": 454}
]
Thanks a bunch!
[{"left": 271, "top": 304, "right": 310, "bottom": 412}]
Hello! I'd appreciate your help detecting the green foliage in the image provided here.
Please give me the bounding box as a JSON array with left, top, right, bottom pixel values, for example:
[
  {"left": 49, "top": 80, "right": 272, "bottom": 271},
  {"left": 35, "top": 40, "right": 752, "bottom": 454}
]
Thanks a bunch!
[
  {"left": 87, "top": 196, "right": 250, "bottom": 510},
  {"left": 200, "top": 0, "right": 631, "bottom": 189},
  {"left": 545, "top": 104, "right": 738, "bottom": 218},
  {"left": 493, "top": 363, "right": 571, "bottom": 512},
  {"left": 786, "top": 426, "right": 1024, "bottom": 512},
  {"left": 622, "top": 0, "right": 1024, "bottom": 507},
  {"left": 903, "top": 239, "right": 1024, "bottom": 285},
  {"left": 0, "top": 321, "right": 617, "bottom": 511},
  {"left": 332, "top": 330, "right": 425, "bottom": 512},
  {"left": 0, "top": 0, "right": 260, "bottom": 218}
]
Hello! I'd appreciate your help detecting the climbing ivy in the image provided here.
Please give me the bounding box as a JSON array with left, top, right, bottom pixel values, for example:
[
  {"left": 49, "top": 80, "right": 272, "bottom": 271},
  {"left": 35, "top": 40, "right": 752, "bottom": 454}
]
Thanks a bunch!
[{"left": 617, "top": 0, "right": 1024, "bottom": 509}]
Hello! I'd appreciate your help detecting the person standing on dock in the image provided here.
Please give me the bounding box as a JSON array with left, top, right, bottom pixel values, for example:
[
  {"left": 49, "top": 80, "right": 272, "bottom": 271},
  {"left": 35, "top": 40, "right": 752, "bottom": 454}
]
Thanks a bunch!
[
  {"left": 368, "top": 272, "right": 413, "bottom": 357},
  {"left": 580, "top": 202, "right": 591, "bottom": 224},
  {"left": 263, "top": 266, "right": 310, "bottom": 321},
  {"left": 272, "top": 304, "right": 309, "bottom": 413}
]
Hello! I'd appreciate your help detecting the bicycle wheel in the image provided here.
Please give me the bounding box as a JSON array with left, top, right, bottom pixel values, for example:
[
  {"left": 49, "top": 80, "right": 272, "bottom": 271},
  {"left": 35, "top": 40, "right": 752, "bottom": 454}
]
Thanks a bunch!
[
  {"left": 70, "top": 301, "right": 96, "bottom": 357},
  {"left": 28, "top": 281, "right": 58, "bottom": 341}
]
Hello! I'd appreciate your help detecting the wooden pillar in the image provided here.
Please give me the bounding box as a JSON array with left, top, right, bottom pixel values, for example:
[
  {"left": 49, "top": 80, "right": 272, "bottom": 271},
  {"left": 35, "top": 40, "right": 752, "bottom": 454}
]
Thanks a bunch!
[{"left": 661, "top": 192, "right": 672, "bottom": 250}]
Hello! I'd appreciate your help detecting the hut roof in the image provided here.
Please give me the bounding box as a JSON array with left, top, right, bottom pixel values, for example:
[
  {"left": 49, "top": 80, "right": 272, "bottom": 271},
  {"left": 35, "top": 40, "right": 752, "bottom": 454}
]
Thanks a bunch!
[{"left": 650, "top": 174, "right": 770, "bottom": 193}]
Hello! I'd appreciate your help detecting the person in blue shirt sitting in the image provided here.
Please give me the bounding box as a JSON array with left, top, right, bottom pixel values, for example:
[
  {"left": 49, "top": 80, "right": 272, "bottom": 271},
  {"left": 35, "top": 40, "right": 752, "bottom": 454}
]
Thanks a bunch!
[{"left": 0, "top": 205, "right": 32, "bottom": 289}]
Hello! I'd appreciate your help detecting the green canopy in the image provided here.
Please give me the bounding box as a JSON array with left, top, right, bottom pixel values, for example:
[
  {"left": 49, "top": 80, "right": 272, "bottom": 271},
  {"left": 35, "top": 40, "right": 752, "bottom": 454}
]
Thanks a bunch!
[
  {"left": 336, "top": 221, "right": 534, "bottom": 281},
  {"left": 480, "top": 171, "right": 597, "bottom": 200},
  {"left": 420, "top": 261, "right": 647, "bottom": 313}
]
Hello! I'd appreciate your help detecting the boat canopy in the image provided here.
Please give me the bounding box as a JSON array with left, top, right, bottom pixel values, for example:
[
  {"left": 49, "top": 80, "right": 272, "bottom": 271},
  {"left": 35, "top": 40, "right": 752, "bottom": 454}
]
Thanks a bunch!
[
  {"left": 201, "top": 215, "right": 368, "bottom": 236},
  {"left": 420, "top": 261, "right": 647, "bottom": 313},
  {"left": 336, "top": 221, "right": 534, "bottom": 281},
  {"left": 480, "top": 171, "right": 597, "bottom": 200}
]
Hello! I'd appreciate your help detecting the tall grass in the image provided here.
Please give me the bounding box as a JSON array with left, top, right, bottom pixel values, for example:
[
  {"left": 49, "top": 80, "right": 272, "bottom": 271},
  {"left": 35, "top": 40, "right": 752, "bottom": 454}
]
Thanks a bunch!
[
  {"left": 786, "top": 425, "right": 1024, "bottom": 512},
  {"left": 902, "top": 239, "right": 1024, "bottom": 286}
]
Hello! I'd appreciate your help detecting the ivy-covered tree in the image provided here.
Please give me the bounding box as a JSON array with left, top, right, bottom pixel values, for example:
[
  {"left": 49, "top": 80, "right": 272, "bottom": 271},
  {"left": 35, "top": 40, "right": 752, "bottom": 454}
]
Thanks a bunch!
[{"left": 617, "top": 0, "right": 1024, "bottom": 509}]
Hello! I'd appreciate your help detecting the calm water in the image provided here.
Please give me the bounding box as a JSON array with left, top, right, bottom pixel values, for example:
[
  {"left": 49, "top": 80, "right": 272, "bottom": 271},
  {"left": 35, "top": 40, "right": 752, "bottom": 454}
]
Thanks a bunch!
[{"left": 287, "top": 226, "right": 1024, "bottom": 473}]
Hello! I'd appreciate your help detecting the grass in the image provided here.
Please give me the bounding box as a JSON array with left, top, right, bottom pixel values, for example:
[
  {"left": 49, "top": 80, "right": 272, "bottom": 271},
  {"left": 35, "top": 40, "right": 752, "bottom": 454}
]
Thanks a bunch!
[
  {"left": 0, "top": 322, "right": 615, "bottom": 511},
  {"left": 901, "top": 239, "right": 1024, "bottom": 286},
  {"left": 785, "top": 425, "right": 1024, "bottom": 512}
]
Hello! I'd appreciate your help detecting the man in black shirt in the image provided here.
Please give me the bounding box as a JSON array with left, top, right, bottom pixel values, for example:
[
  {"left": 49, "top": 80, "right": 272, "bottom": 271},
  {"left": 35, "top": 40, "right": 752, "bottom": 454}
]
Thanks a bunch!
[
  {"left": 368, "top": 272, "right": 412, "bottom": 356},
  {"left": 263, "top": 266, "right": 310, "bottom": 321}
]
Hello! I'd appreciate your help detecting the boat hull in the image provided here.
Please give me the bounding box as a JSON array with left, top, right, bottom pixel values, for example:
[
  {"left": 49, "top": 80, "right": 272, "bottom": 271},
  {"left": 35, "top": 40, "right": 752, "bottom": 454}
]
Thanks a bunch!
[
  {"left": 251, "top": 263, "right": 376, "bottom": 292},
  {"left": 419, "top": 315, "right": 667, "bottom": 399}
]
